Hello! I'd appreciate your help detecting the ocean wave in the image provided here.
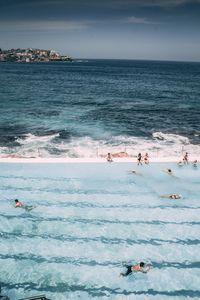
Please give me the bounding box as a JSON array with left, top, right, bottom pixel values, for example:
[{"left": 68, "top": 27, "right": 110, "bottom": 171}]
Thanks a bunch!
[
  {"left": 16, "top": 133, "right": 60, "bottom": 145},
  {"left": 152, "top": 132, "right": 190, "bottom": 145},
  {"left": 0, "top": 132, "right": 199, "bottom": 158}
]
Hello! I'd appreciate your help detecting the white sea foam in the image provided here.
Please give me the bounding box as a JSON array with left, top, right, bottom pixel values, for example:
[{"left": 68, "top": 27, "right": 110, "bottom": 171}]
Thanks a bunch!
[
  {"left": 152, "top": 132, "right": 190, "bottom": 145},
  {"left": 0, "top": 132, "right": 199, "bottom": 159},
  {"left": 16, "top": 133, "right": 60, "bottom": 145}
]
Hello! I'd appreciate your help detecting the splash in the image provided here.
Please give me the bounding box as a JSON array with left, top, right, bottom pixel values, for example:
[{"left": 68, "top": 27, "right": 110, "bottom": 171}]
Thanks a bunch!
[{"left": 0, "top": 132, "right": 199, "bottom": 159}]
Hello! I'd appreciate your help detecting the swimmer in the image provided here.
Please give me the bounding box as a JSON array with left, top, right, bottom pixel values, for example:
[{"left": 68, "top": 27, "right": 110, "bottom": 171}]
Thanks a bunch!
[
  {"left": 15, "top": 199, "right": 23, "bottom": 208},
  {"left": 14, "top": 199, "right": 35, "bottom": 212},
  {"left": 128, "top": 170, "right": 143, "bottom": 176},
  {"left": 164, "top": 169, "right": 179, "bottom": 178},
  {"left": 192, "top": 160, "right": 198, "bottom": 167},
  {"left": 161, "top": 194, "right": 182, "bottom": 199},
  {"left": 163, "top": 169, "right": 173, "bottom": 175},
  {"left": 177, "top": 161, "right": 184, "bottom": 167},
  {"left": 106, "top": 153, "right": 113, "bottom": 163},
  {"left": 169, "top": 194, "right": 182, "bottom": 199},
  {"left": 120, "top": 262, "right": 152, "bottom": 276}
]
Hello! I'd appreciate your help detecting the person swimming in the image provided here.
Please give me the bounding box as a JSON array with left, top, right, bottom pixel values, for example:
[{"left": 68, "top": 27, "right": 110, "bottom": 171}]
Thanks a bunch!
[
  {"left": 120, "top": 262, "right": 152, "bottom": 276},
  {"left": 169, "top": 194, "right": 182, "bottom": 199},
  {"left": 192, "top": 160, "right": 198, "bottom": 167},
  {"left": 14, "top": 199, "right": 35, "bottom": 211},
  {"left": 167, "top": 169, "right": 172, "bottom": 175},
  {"left": 161, "top": 194, "right": 182, "bottom": 199},
  {"left": 163, "top": 169, "right": 174, "bottom": 176},
  {"left": 128, "top": 170, "right": 143, "bottom": 176},
  {"left": 15, "top": 199, "right": 23, "bottom": 207}
]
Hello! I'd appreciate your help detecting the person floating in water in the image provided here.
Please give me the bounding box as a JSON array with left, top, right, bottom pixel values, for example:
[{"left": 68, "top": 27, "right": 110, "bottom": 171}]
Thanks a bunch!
[
  {"left": 163, "top": 169, "right": 173, "bottom": 175},
  {"left": 128, "top": 170, "right": 143, "bottom": 176},
  {"left": 15, "top": 199, "right": 23, "bottom": 208},
  {"left": 120, "top": 262, "right": 152, "bottom": 276},
  {"left": 106, "top": 153, "right": 113, "bottom": 162},
  {"left": 183, "top": 152, "right": 189, "bottom": 164},
  {"left": 163, "top": 169, "right": 178, "bottom": 178},
  {"left": 167, "top": 169, "right": 172, "bottom": 175},
  {"left": 192, "top": 159, "right": 198, "bottom": 167},
  {"left": 14, "top": 199, "right": 35, "bottom": 212},
  {"left": 177, "top": 161, "right": 184, "bottom": 167},
  {"left": 169, "top": 194, "right": 182, "bottom": 199},
  {"left": 144, "top": 153, "right": 149, "bottom": 165},
  {"left": 161, "top": 194, "right": 182, "bottom": 199},
  {"left": 137, "top": 153, "right": 142, "bottom": 165}
]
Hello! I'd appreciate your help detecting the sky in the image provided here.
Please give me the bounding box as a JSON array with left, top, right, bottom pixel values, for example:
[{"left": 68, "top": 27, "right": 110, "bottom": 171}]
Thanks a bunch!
[{"left": 0, "top": 0, "right": 200, "bottom": 61}]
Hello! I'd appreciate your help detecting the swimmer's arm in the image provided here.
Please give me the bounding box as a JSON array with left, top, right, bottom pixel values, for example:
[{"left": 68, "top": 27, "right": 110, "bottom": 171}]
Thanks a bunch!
[{"left": 141, "top": 265, "right": 153, "bottom": 273}]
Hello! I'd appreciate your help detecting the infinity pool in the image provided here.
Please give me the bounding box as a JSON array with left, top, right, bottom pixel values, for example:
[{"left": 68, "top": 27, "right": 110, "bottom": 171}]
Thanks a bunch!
[{"left": 0, "top": 162, "right": 200, "bottom": 299}]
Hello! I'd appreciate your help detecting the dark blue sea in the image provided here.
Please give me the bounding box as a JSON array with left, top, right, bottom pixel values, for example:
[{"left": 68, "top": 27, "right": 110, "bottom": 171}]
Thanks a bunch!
[{"left": 0, "top": 59, "right": 200, "bottom": 157}]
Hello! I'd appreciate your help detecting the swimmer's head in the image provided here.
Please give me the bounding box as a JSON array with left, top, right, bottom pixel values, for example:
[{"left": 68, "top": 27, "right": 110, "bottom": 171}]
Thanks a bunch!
[
  {"left": 140, "top": 262, "right": 145, "bottom": 267},
  {"left": 15, "top": 199, "right": 19, "bottom": 203},
  {"left": 168, "top": 169, "right": 172, "bottom": 172}
]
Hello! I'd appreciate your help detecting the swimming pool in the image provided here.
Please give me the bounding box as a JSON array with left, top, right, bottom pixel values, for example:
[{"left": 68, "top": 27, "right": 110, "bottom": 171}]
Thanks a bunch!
[{"left": 0, "top": 162, "right": 200, "bottom": 299}]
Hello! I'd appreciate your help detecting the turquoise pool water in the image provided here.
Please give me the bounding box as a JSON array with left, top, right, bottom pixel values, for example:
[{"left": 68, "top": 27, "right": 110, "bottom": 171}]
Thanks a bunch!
[{"left": 0, "top": 162, "right": 200, "bottom": 300}]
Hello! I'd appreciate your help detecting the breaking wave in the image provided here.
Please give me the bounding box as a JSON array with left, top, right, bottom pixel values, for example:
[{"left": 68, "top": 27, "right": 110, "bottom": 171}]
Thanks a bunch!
[{"left": 0, "top": 132, "right": 199, "bottom": 159}]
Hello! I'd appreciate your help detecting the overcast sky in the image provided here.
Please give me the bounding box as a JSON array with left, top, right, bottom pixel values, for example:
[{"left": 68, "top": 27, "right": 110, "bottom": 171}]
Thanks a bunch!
[{"left": 0, "top": 0, "right": 200, "bottom": 61}]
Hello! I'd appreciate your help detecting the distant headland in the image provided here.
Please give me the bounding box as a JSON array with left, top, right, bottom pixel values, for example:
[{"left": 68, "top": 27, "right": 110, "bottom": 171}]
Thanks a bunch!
[{"left": 0, "top": 48, "right": 72, "bottom": 62}]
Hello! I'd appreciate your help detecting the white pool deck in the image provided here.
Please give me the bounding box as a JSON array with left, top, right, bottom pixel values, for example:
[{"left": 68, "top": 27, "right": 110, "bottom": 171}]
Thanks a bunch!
[{"left": 0, "top": 156, "right": 198, "bottom": 163}]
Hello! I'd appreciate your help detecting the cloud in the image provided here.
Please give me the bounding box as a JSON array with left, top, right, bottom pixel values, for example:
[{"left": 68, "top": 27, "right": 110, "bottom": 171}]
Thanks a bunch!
[
  {"left": 0, "top": 20, "right": 89, "bottom": 31},
  {"left": 110, "top": 0, "right": 200, "bottom": 8},
  {"left": 122, "top": 16, "right": 157, "bottom": 24},
  {"left": 3, "top": 0, "right": 200, "bottom": 10}
]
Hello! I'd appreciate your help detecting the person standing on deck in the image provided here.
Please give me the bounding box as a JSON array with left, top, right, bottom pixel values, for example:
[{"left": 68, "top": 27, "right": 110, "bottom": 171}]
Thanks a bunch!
[
  {"left": 183, "top": 152, "right": 189, "bottom": 164},
  {"left": 137, "top": 153, "right": 142, "bottom": 165},
  {"left": 144, "top": 153, "right": 149, "bottom": 164}
]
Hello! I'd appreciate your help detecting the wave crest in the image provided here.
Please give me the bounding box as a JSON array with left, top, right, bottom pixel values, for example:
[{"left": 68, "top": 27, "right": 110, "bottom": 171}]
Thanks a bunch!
[
  {"left": 0, "top": 132, "right": 199, "bottom": 159},
  {"left": 152, "top": 132, "right": 190, "bottom": 145}
]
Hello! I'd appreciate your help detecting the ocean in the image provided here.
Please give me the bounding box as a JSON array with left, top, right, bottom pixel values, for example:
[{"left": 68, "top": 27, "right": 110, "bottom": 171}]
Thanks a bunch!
[{"left": 0, "top": 59, "right": 200, "bottom": 158}]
